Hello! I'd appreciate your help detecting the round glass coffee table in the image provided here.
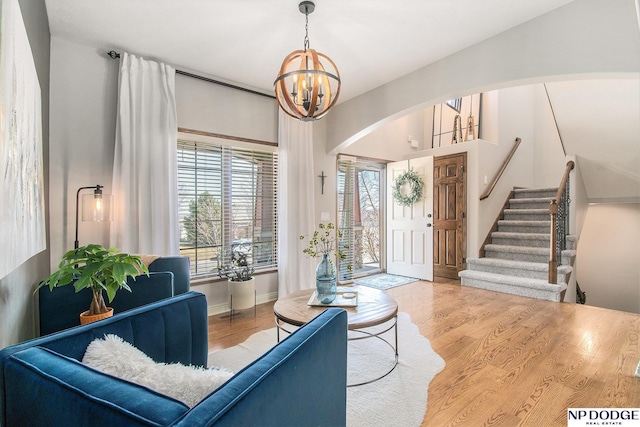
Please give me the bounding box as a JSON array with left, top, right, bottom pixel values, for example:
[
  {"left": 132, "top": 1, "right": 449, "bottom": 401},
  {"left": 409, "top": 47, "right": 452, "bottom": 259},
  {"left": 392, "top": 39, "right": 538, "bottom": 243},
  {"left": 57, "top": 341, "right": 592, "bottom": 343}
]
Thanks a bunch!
[{"left": 274, "top": 285, "right": 398, "bottom": 387}]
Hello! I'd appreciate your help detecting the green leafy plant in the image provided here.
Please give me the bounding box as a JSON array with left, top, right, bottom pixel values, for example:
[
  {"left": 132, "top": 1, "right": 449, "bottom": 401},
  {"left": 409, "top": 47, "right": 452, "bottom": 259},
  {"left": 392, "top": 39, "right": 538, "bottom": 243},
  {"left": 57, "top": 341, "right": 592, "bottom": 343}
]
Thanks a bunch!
[
  {"left": 300, "top": 222, "right": 350, "bottom": 269},
  {"left": 218, "top": 249, "right": 255, "bottom": 282},
  {"left": 36, "top": 244, "right": 149, "bottom": 316}
]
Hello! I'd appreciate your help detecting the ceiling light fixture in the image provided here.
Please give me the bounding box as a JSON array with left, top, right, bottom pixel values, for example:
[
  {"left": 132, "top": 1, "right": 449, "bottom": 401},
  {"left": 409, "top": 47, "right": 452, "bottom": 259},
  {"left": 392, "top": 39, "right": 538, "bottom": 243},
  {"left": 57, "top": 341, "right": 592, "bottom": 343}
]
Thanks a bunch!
[{"left": 274, "top": 1, "right": 341, "bottom": 121}]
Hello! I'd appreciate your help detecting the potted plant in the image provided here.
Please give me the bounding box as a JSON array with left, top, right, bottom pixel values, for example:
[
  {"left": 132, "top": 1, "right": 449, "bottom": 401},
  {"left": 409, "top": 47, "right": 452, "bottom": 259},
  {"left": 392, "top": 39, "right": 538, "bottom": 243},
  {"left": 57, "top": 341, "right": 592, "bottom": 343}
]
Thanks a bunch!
[
  {"left": 37, "top": 244, "right": 149, "bottom": 324},
  {"left": 300, "top": 222, "right": 350, "bottom": 304},
  {"left": 218, "top": 249, "right": 255, "bottom": 311}
]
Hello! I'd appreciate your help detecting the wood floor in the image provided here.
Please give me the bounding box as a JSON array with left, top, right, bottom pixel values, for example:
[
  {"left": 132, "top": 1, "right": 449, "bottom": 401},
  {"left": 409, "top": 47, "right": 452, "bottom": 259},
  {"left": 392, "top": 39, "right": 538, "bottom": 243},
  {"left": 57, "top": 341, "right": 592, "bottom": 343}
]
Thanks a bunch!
[{"left": 208, "top": 278, "right": 640, "bottom": 426}]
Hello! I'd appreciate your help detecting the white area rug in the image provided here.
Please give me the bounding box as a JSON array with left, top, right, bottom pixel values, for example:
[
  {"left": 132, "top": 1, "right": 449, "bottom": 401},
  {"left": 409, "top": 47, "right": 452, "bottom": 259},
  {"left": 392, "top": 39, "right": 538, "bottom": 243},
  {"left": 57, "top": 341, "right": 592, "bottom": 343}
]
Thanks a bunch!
[{"left": 207, "top": 312, "right": 445, "bottom": 427}]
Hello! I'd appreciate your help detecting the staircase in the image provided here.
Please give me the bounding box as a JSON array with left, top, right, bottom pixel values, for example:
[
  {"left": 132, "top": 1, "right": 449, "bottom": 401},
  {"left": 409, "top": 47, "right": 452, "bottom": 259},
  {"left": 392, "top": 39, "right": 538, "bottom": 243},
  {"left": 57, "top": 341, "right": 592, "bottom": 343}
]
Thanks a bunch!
[{"left": 459, "top": 187, "right": 576, "bottom": 302}]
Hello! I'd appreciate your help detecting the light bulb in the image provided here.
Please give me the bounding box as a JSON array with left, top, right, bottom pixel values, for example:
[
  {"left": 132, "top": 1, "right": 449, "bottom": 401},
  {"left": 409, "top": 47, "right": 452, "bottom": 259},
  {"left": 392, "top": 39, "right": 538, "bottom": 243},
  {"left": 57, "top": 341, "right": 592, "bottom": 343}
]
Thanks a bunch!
[{"left": 94, "top": 195, "right": 104, "bottom": 221}]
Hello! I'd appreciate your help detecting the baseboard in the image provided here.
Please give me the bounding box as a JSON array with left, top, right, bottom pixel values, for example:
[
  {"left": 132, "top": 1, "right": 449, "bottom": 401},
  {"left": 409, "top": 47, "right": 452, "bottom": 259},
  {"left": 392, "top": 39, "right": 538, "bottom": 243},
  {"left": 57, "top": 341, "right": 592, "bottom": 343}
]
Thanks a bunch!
[{"left": 207, "top": 291, "right": 278, "bottom": 316}]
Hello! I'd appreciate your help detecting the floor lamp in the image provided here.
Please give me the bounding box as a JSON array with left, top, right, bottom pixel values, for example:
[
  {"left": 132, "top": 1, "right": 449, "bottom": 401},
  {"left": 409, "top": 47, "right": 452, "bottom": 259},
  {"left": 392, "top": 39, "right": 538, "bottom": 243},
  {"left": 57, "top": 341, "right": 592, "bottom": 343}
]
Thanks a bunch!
[{"left": 74, "top": 185, "right": 111, "bottom": 249}]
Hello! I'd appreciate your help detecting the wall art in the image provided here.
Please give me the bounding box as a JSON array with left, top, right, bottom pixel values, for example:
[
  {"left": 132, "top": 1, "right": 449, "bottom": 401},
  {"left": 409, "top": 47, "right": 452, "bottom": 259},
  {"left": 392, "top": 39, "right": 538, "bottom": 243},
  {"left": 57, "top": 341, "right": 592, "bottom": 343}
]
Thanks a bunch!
[{"left": 0, "top": 0, "right": 46, "bottom": 279}]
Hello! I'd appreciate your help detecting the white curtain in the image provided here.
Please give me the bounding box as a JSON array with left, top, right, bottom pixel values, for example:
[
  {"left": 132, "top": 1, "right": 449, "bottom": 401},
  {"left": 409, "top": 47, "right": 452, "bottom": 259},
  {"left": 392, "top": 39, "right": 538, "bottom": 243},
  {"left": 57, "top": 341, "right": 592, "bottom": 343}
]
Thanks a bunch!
[
  {"left": 110, "top": 52, "right": 179, "bottom": 255},
  {"left": 277, "top": 110, "right": 317, "bottom": 296}
]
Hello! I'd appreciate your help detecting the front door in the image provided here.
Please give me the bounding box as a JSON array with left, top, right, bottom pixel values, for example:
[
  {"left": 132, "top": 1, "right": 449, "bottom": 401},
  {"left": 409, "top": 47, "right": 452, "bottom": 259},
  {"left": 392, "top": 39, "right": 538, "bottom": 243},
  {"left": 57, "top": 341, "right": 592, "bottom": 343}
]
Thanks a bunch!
[
  {"left": 433, "top": 153, "right": 466, "bottom": 278},
  {"left": 386, "top": 157, "right": 434, "bottom": 281}
]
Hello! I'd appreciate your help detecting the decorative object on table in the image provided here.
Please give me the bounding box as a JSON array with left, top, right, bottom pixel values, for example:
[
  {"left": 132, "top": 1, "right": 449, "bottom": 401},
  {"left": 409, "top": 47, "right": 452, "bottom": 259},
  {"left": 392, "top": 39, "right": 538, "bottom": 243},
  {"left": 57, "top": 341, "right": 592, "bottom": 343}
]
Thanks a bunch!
[
  {"left": 307, "top": 288, "right": 358, "bottom": 307},
  {"left": 391, "top": 168, "right": 425, "bottom": 207},
  {"left": 300, "top": 222, "right": 349, "bottom": 304},
  {"left": 74, "top": 184, "right": 112, "bottom": 248},
  {"left": 218, "top": 249, "right": 256, "bottom": 314},
  {"left": 274, "top": 1, "right": 340, "bottom": 121},
  {"left": 36, "top": 244, "right": 148, "bottom": 324}
]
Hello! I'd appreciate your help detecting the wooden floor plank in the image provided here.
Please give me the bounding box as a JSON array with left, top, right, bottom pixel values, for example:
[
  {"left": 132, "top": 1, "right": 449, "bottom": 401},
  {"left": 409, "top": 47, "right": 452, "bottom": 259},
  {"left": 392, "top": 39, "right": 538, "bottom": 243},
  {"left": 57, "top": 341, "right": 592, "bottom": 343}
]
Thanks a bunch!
[{"left": 207, "top": 278, "right": 640, "bottom": 426}]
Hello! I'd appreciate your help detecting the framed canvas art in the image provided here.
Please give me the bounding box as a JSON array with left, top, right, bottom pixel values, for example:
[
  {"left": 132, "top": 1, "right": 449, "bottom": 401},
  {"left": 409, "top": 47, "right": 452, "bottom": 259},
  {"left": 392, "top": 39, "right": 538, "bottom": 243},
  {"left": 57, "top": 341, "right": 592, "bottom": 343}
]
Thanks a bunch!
[{"left": 0, "top": 0, "right": 46, "bottom": 279}]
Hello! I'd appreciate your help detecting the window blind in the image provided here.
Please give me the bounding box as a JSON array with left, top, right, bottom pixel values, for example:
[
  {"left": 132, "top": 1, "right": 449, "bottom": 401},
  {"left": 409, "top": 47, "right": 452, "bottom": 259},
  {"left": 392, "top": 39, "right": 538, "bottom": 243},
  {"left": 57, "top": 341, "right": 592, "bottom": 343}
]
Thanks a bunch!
[
  {"left": 337, "top": 158, "right": 355, "bottom": 282},
  {"left": 178, "top": 139, "right": 278, "bottom": 277}
]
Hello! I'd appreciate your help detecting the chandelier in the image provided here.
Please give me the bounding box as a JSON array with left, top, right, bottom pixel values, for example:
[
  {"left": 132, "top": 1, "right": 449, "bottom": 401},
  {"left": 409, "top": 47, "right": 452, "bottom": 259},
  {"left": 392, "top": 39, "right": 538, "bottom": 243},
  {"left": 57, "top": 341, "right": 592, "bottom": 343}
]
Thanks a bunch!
[{"left": 274, "top": 1, "right": 341, "bottom": 121}]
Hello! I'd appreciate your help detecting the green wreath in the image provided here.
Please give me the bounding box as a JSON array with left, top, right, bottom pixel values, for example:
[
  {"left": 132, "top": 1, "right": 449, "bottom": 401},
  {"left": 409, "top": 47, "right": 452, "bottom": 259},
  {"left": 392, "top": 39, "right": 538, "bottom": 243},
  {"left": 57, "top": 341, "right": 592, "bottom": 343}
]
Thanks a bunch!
[{"left": 392, "top": 169, "right": 424, "bottom": 207}]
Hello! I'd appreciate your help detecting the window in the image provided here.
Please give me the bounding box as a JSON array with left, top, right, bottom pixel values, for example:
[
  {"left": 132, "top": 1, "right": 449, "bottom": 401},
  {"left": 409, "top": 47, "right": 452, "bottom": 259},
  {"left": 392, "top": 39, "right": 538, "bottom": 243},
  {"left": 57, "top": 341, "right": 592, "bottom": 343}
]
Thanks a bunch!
[
  {"left": 178, "top": 138, "right": 278, "bottom": 277},
  {"left": 337, "top": 157, "right": 384, "bottom": 282}
]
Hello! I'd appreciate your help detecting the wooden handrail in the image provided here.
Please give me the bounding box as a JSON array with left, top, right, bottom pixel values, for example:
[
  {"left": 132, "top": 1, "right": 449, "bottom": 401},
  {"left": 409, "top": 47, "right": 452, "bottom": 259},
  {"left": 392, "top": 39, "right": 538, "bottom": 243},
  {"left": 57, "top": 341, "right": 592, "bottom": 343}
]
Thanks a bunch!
[
  {"left": 480, "top": 137, "right": 522, "bottom": 200},
  {"left": 551, "top": 161, "right": 575, "bottom": 206},
  {"left": 548, "top": 160, "right": 575, "bottom": 284}
]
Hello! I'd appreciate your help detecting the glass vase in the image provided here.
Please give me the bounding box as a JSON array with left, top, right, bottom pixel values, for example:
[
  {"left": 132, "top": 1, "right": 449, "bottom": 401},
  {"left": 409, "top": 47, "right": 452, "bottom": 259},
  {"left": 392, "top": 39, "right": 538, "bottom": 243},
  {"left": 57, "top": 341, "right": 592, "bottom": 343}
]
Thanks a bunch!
[{"left": 316, "top": 253, "right": 337, "bottom": 304}]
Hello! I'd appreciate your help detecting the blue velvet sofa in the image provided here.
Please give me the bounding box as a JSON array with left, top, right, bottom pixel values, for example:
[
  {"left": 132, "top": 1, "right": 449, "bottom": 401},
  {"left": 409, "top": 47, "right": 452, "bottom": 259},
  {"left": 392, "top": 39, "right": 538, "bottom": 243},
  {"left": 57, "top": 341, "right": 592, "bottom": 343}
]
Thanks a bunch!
[
  {"left": 0, "top": 292, "right": 348, "bottom": 426},
  {"left": 38, "top": 255, "right": 191, "bottom": 336}
]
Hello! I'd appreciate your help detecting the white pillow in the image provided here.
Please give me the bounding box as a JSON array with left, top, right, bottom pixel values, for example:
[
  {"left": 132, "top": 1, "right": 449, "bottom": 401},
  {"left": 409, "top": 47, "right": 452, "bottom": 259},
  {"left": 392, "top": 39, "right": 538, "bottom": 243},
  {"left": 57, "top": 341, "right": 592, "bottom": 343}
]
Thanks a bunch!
[{"left": 82, "top": 334, "right": 234, "bottom": 408}]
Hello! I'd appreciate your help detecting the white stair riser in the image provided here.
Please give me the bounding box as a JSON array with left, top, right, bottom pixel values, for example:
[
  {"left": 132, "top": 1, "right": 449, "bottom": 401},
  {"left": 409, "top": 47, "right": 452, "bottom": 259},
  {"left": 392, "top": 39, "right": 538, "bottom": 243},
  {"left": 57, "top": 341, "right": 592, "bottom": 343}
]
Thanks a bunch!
[
  {"left": 485, "top": 250, "right": 549, "bottom": 264},
  {"left": 460, "top": 276, "right": 565, "bottom": 302},
  {"left": 509, "top": 201, "right": 553, "bottom": 210},
  {"left": 503, "top": 211, "right": 549, "bottom": 221},
  {"left": 491, "top": 236, "right": 550, "bottom": 248},
  {"left": 498, "top": 223, "right": 549, "bottom": 233},
  {"left": 467, "top": 263, "right": 569, "bottom": 282},
  {"left": 513, "top": 189, "right": 557, "bottom": 199}
]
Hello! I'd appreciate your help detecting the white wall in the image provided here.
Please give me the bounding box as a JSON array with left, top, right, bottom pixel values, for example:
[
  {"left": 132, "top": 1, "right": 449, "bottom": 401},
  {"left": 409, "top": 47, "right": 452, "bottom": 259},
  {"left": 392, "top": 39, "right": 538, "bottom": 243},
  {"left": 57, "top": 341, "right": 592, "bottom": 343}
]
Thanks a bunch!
[
  {"left": 532, "top": 84, "right": 567, "bottom": 187},
  {"left": 49, "top": 37, "right": 118, "bottom": 265},
  {"left": 311, "top": 120, "right": 338, "bottom": 225},
  {"left": 175, "top": 73, "right": 277, "bottom": 143},
  {"left": 342, "top": 109, "right": 426, "bottom": 161},
  {"left": 577, "top": 203, "right": 640, "bottom": 313}
]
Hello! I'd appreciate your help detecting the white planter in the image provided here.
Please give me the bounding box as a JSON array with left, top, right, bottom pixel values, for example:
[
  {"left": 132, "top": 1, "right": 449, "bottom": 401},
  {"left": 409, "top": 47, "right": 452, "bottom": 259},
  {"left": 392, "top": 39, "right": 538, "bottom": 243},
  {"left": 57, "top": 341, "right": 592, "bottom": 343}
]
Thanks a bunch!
[{"left": 228, "top": 277, "right": 255, "bottom": 310}]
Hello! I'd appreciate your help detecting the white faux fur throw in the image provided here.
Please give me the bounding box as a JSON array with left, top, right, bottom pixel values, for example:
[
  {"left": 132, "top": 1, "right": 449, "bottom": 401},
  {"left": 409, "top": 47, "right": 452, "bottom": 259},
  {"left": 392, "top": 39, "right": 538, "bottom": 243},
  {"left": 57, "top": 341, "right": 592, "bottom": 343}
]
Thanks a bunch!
[{"left": 82, "top": 334, "right": 234, "bottom": 407}]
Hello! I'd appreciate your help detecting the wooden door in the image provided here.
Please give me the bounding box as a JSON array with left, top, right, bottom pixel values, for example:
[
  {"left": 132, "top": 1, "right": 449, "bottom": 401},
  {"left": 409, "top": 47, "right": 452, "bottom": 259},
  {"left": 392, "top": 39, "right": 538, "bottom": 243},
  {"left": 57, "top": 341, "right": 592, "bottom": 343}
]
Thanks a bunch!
[
  {"left": 386, "top": 157, "right": 434, "bottom": 281},
  {"left": 433, "top": 153, "right": 466, "bottom": 278}
]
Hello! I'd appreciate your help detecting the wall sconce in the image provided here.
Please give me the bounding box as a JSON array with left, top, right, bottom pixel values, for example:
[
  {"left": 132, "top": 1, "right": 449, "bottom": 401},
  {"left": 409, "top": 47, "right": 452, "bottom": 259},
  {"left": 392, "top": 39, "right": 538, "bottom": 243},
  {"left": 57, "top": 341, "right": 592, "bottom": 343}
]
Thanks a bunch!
[{"left": 75, "top": 185, "right": 112, "bottom": 249}]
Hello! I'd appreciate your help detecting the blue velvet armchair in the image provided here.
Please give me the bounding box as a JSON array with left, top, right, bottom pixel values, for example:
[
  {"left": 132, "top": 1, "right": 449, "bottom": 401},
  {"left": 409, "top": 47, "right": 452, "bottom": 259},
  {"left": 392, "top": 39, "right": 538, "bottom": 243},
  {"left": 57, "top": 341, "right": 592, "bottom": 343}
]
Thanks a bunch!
[
  {"left": 38, "top": 255, "right": 190, "bottom": 336},
  {"left": 0, "top": 292, "right": 348, "bottom": 426}
]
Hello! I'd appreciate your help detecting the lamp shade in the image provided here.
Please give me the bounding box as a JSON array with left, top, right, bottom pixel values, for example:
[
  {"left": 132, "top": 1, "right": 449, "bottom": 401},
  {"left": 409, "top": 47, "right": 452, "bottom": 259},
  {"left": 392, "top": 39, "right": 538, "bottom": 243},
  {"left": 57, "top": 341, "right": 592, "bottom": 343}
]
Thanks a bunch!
[{"left": 81, "top": 193, "right": 112, "bottom": 222}]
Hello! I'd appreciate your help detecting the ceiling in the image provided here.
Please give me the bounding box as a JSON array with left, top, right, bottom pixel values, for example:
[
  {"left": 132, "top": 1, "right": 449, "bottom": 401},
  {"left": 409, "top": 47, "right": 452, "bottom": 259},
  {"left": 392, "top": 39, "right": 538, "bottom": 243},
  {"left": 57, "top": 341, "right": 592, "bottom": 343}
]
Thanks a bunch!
[
  {"left": 43, "top": 0, "right": 639, "bottom": 202},
  {"left": 44, "top": 0, "right": 575, "bottom": 103}
]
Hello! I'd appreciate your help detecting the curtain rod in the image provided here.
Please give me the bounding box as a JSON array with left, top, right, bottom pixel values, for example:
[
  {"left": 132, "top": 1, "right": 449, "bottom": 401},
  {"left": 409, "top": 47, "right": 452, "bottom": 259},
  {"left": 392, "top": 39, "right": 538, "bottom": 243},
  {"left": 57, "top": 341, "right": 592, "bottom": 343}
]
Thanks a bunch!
[{"left": 107, "top": 51, "right": 276, "bottom": 100}]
